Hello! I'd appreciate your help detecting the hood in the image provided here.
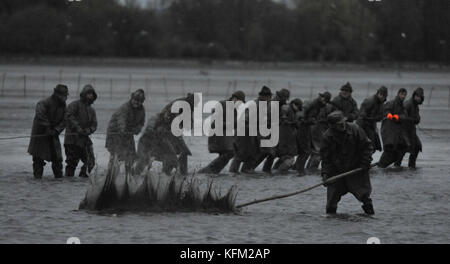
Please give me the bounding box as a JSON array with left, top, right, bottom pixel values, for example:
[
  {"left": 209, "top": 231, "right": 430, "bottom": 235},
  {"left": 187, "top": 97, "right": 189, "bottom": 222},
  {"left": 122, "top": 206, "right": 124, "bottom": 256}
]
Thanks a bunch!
[
  {"left": 319, "top": 92, "right": 331, "bottom": 103},
  {"left": 258, "top": 85, "right": 273, "bottom": 97},
  {"left": 80, "top": 85, "right": 97, "bottom": 103},
  {"left": 230, "top": 90, "right": 246, "bottom": 102},
  {"left": 276, "top": 89, "right": 290, "bottom": 102},
  {"left": 412, "top": 87, "right": 424, "bottom": 105},
  {"left": 394, "top": 95, "right": 405, "bottom": 104}
]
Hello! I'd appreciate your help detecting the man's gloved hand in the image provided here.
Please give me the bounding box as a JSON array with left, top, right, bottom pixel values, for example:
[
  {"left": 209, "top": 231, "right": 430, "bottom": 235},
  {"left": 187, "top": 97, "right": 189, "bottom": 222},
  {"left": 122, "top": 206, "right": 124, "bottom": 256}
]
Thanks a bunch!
[
  {"left": 46, "top": 127, "right": 57, "bottom": 136},
  {"left": 81, "top": 128, "right": 91, "bottom": 136},
  {"left": 360, "top": 163, "right": 371, "bottom": 173},
  {"left": 387, "top": 113, "right": 393, "bottom": 120},
  {"left": 393, "top": 114, "right": 399, "bottom": 122},
  {"left": 76, "top": 127, "right": 84, "bottom": 135}
]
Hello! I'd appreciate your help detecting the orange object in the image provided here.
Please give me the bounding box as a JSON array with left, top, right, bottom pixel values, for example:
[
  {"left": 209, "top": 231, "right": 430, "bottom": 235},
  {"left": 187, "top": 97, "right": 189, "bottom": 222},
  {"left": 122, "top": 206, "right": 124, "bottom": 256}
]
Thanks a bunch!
[
  {"left": 393, "top": 114, "right": 399, "bottom": 121},
  {"left": 387, "top": 113, "right": 393, "bottom": 120}
]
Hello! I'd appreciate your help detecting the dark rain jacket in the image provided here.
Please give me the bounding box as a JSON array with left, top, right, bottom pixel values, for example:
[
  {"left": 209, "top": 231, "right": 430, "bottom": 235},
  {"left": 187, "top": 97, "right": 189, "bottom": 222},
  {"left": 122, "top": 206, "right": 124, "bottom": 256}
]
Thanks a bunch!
[
  {"left": 156, "top": 96, "right": 193, "bottom": 156},
  {"left": 320, "top": 123, "right": 373, "bottom": 189},
  {"left": 276, "top": 104, "right": 298, "bottom": 157},
  {"left": 310, "top": 103, "right": 334, "bottom": 153},
  {"left": 233, "top": 98, "right": 261, "bottom": 161},
  {"left": 296, "top": 99, "right": 319, "bottom": 154},
  {"left": 403, "top": 94, "right": 422, "bottom": 152},
  {"left": 105, "top": 101, "right": 145, "bottom": 160},
  {"left": 256, "top": 97, "right": 274, "bottom": 155},
  {"left": 64, "top": 86, "right": 98, "bottom": 148},
  {"left": 137, "top": 115, "right": 178, "bottom": 164},
  {"left": 380, "top": 96, "right": 408, "bottom": 150},
  {"left": 297, "top": 99, "right": 333, "bottom": 154},
  {"left": 302, "top": 98, "right": 324, "bottom": 124},
  {"left": 330, "top": 95, "right": 359, "bottom": 122},
  {"left": 28, "top": 94, "right": 66, "bottom": 161},
  {"left": 208, "top": 100, "right": 237, "bottom": 154},
  {"left": 356, "top": 94, "right": 384, "bottom": 151}
]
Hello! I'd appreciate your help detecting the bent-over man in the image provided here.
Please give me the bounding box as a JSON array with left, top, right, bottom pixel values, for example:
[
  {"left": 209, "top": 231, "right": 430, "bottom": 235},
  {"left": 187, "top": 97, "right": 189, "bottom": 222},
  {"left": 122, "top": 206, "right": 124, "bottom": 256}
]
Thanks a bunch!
[
  {"left": 105, "top": 89, "right": 146, "bottom": 173},
  {"left": 135, "top": 93, "right": 195, "bottom": 175},
  {"left": 320, "top": 111, "right": 374, "bottom": 215},
  {"left": 330, "top": 82, "right": 359, "bottom": 122},
  {"left": 378, "top": 88, "right": 408, "bottom": 168},
  {"left": 396, "top": 87, "right": 424, "bottom": 168},
  {"left": 252, "top": 88, "right": 290, "bottom": 173},
  {"left": 356, "top": 86, "right": 387, "bottom": 153},
  {"left": 199, "top": 91, "right": 246, "bottom": 174},
  {"left": 230, "top": 86, "right": 272, "bottom": 173},
  {"left": 271, "top": 98, "right": 302, "bottom": 173}
]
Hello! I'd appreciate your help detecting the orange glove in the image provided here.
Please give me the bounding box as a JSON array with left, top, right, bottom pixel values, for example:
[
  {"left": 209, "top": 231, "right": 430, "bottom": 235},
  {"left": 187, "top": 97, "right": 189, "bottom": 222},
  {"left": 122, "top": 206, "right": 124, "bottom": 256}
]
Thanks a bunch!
[
  {"left": 393, "top": 114, "right": 399, "bottom": 121},
  {"left": 387, "top": 113, "right": 393, "bottom": 120}
]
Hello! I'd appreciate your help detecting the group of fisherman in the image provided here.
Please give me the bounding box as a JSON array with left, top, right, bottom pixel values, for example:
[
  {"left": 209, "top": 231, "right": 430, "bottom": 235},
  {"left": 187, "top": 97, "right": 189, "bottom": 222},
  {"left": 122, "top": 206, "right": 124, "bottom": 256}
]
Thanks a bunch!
[
  {"left": 27, "top": 81, "right": 424, "bottom": 215},
  {"left": 200, "top": 83, "right": 424, "bottom": 174},
  {"left": 27, "top": 85, "right": 194, "bottom": 179}
]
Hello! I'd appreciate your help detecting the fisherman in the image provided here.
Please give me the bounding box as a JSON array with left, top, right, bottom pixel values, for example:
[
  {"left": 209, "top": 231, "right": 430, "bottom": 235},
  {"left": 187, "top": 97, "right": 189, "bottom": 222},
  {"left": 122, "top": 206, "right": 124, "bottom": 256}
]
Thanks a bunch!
[
  {"left": 134, "top": 114, "right": 178, "bottom": 175},
  {"left": 230, "top": 86, "right": 272, "bottom": 174},
  {"left": 28, "top": 84, "right": 68, "bottom": 179},
  {"left": 271, "top": 98, "right": 302, "bottom": 173},
  {"left": 330, "top": 82, "right": 359, "bottom": 122},
  {"left": 64, "top": 84, "right": 98, "bottom": 177},
  {"left": 135, "top": 93, "right": 195, "bottom": 175},
  {"left": 295, "top": 92, "right": 333, "bottom": 173},
  {"left": 251, "top": 88, "right": 290, "bottom": 173},
  {"left": 356, "top": 86, "right": 388, "bottom": 153},
  {"left": 198, "top": 91, "right": 246, "bottom": 174},
  {"left": 396, "top": 87, "right": 424, "bottom": 168},
  {"left": 320, "top": 111, "right": 374, "bottom": 215},
  {"left": 159, "top": 93, "right": 196, "bottom": 175},
  {"left": 378, "top": 88, "right": 409, "bottom": 168},
  {"left": 105, "top": 89, "right": 146, "bottom": 173}
]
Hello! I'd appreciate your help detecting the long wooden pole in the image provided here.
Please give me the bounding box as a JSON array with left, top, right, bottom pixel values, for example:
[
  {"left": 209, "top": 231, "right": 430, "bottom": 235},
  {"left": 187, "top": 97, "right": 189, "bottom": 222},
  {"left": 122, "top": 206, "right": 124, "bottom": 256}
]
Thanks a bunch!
[{"left": 236, "top": 163, "right": 378, "bottom": 209}]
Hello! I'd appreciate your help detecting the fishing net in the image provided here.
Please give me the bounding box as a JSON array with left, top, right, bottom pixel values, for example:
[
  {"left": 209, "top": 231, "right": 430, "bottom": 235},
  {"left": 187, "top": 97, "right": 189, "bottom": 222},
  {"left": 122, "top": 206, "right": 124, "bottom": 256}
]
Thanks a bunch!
[{"left": 79, "top": 157, "right": 238, "bottom": 213}]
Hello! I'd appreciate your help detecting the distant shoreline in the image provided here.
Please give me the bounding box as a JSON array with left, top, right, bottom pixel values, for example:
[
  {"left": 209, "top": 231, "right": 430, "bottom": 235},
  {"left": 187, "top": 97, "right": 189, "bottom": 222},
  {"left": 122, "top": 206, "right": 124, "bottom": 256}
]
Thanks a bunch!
[{"left": 0, "top": 56, "right": 448, "bottom": 72}]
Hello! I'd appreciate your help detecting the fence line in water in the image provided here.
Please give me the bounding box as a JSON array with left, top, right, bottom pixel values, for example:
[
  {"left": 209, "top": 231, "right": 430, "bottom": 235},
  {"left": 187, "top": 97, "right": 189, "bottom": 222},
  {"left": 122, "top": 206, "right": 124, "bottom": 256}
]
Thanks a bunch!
[{"left": 1, "top": 72, "right": 450, "bottom": 108}]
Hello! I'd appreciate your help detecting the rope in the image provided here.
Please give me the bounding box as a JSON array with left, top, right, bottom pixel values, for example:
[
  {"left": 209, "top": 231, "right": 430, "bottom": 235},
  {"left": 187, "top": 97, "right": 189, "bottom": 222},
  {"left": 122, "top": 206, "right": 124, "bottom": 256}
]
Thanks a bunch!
[
  {"left": 0, "top": 132, "right": 132, "bottom": 141},
  {"left": 0, "top": 126, "right": 441, "bottom": 140},
  {"left": 236, "top": 163, "right": 378, "bottom": 209}
]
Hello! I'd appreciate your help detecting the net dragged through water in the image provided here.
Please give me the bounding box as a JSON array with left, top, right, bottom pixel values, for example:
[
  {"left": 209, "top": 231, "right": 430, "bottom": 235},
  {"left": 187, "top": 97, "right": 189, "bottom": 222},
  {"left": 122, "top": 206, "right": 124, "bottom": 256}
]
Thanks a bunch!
[{"left": 79, "top": 157, "right": 238, "bottom": 213}]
